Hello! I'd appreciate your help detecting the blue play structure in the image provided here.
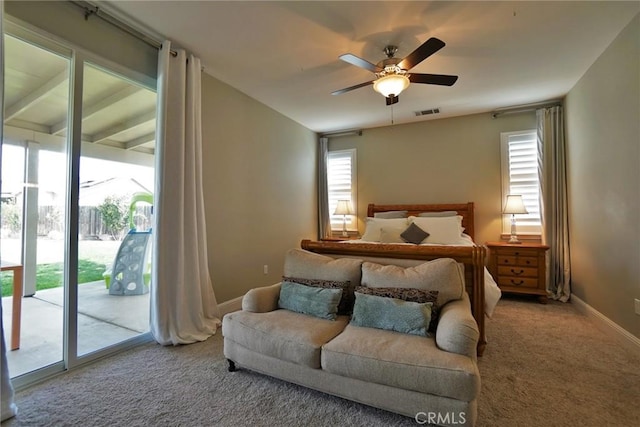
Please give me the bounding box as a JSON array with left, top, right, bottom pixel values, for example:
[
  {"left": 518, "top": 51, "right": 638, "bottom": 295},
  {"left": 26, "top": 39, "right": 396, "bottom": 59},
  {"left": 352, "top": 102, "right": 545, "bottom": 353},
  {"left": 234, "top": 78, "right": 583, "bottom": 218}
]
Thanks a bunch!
[{"left": 104, "top": 192, "right": 153, "bottom": 296}]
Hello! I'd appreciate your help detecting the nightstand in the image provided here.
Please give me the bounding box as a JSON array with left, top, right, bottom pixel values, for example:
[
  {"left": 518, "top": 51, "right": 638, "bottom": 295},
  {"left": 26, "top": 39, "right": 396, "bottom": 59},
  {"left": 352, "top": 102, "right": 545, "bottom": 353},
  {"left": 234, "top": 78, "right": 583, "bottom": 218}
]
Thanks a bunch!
[{"left": 486, "top": 241, "right": 549, "bottom": 304}]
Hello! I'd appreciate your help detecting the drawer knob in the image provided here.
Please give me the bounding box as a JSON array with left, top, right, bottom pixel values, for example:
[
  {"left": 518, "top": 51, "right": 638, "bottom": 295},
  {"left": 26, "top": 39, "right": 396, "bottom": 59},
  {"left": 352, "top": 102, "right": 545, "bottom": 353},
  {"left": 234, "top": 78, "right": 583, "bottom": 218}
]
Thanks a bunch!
[
  {"left": 511, "top": 279, "right": 524, "bottom": 286},
  {"left": 511, "top": 269, "right": 524, "bottom": 275},
  {"left": 526, "top": 260, "right": 531, "bottom": 265}
]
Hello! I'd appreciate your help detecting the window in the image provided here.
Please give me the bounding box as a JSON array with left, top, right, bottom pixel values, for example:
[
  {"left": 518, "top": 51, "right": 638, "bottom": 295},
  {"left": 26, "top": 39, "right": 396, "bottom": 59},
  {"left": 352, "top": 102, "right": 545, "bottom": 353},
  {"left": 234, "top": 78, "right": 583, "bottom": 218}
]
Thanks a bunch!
[
  {"left": 327, "top": 149, "right": 357, "bottom": 231},
  {"left": 500, "top": 130, "right": 542, "bottom": 235}
]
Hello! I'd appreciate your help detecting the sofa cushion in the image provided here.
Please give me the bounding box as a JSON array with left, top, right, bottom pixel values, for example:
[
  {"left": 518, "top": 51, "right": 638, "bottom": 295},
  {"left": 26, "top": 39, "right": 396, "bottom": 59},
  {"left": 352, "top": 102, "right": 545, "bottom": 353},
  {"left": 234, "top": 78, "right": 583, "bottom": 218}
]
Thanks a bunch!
[
  {"left": 278, "top": 281, "right": 342, "bottom": 320},
  {"left": 350, "top": 292, "right": 433, "bottom": 337},
  {"left": 283, "top": 249, "right": 363, "bottom": 313},
  {"left": 321, "top": 324, "right": 480, "bottom": 401},
  {"left": 361, "top": 258, "right": 465, "bottom": 307},
  {"left": 222, "top": 309, "right": 349, "bottom": 369}
]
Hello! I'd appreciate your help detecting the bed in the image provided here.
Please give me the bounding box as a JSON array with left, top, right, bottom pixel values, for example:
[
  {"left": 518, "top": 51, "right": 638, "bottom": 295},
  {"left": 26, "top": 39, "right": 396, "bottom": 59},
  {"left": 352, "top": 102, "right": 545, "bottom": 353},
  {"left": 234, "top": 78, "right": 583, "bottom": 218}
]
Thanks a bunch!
[{"left": 301, "top": 202, "right": 501, "bottom": 356}]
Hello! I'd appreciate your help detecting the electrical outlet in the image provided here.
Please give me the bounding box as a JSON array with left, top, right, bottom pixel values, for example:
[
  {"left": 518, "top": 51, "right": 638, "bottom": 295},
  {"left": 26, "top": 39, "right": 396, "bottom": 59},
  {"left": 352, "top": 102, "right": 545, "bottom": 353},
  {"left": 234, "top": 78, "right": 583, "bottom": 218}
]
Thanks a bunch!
[
  {"left": 635, "top": 299, "right": 640, "bottom": 316},
  {"left": 263, "top": 265, "right": 269, "bottom": 275}
]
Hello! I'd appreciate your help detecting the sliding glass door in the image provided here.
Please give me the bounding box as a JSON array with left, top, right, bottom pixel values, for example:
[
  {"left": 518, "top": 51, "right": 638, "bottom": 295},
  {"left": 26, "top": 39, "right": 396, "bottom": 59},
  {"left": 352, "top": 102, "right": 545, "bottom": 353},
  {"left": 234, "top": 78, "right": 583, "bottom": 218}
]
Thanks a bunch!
[
  {"left": 77, "top": 62, "right": 155, "bottom": 357},
  {"left": 1, "top": 21, "right": 156, "bottom": 386},
  {"left": 2, "top": 30, "right": 72, "bottom": 380}
]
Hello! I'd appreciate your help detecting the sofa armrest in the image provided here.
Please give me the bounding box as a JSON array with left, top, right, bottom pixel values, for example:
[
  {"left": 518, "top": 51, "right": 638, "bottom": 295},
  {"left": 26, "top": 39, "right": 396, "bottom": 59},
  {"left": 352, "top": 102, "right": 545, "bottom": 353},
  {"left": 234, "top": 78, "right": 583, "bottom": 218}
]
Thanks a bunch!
[
  {"left": 242, "top": 283, "right": 282, "bottom": 313},
  {"left": 435, "top": 292, "right": 479, "bottom": 360}
]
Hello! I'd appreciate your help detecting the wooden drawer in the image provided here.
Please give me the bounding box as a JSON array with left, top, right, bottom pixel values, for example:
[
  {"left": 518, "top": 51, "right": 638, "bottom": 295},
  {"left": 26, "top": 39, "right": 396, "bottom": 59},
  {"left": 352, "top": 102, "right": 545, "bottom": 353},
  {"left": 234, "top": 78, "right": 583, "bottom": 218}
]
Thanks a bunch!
[
  {"left": 494, "top": 248, "right": 539, "bottom": 258},
  {"left": 496, "top": 255, "right": 538, "bottom": 267},
  {"left": 497, "top": 266, "right": 539, "bottom": 278},
  {"left": 497, "top": 276, "right": 539, "bottom": 289}
]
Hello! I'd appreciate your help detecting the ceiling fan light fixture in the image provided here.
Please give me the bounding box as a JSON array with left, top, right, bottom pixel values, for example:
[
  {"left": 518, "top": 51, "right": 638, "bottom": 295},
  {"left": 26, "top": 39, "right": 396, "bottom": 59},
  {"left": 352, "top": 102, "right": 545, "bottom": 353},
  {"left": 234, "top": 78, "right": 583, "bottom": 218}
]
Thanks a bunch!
[{"left": 373, "top": 74, "right": 410, "bottom": 98}]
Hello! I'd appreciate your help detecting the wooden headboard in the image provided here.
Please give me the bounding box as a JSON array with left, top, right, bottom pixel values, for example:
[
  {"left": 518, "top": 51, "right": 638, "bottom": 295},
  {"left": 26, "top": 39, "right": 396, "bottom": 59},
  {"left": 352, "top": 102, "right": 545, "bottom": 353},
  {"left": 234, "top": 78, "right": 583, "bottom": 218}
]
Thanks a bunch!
[{"left": 366, "top": 202, "right": 475, "bottom": 240}]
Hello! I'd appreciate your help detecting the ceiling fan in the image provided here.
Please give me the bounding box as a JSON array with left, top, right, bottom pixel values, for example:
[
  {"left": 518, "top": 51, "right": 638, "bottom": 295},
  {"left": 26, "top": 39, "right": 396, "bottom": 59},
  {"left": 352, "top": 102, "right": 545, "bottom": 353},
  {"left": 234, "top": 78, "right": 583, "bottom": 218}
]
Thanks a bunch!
[{"left": 332, "top": 37, "right": 458, "bottom": 105}]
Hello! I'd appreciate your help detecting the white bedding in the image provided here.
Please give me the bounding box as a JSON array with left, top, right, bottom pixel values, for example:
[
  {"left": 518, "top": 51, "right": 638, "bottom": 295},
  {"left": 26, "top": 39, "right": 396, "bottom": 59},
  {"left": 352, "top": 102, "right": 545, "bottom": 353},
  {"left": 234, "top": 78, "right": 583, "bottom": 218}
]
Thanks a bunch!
[{"left": 340, "top": 236, "right": 502, "bottom": 318}]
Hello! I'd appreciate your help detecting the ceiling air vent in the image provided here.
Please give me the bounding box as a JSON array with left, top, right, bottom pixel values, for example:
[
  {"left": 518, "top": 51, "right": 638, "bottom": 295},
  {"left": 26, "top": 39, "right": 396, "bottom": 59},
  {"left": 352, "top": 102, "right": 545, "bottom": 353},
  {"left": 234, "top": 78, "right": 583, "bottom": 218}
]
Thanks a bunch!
[{"left": 415, "top": 108, "right": 440, "bottom": 116}]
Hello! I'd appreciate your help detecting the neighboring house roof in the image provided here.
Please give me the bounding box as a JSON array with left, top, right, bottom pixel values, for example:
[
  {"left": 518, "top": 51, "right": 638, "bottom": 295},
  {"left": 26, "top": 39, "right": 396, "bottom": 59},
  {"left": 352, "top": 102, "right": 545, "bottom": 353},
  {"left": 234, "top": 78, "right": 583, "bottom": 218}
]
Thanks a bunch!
[
  {"left": 10, "top": 177, "right": 151, "bottom": 207},
  {"left": 79, "top": 177, "right": 152, "bottom": 207}
]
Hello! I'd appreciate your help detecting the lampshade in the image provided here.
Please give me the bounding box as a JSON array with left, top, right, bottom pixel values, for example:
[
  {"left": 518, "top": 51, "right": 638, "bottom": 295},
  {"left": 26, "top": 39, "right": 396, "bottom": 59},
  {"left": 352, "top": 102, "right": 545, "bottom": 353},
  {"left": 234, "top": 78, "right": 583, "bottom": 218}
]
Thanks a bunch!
[
  {"left": 503, "top": 195, "right": 529, "bottom": 215},
  {"left": 373, "top": 74, "right": 410, "bottom": 97},
  {"left": 334, "top": 199, "right": 354, "bottom": 215}
]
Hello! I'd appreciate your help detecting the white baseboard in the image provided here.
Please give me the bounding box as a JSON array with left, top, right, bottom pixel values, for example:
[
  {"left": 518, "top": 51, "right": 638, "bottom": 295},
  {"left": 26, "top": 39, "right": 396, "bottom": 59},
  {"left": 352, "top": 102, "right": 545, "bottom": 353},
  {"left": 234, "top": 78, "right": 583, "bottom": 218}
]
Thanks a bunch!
[
  {"left": 571, "top": 295, "right": 640, "bottom": 353},
  {"left": 218, "top": 296, "right": 242, "bottom": 317}
]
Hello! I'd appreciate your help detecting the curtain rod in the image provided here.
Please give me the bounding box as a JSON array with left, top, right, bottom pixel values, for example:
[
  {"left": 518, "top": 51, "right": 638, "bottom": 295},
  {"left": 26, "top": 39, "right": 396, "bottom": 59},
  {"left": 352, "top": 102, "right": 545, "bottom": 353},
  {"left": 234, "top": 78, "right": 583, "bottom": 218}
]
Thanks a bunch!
[
  {"left": 491, "top": 99, "right": 562, "bottom": 118},
  {"left": 320, "top": 129, "right": 363, "bottom": 138},
  {"left": 70, "top": 1, "right": 177, "bottom": 56}
]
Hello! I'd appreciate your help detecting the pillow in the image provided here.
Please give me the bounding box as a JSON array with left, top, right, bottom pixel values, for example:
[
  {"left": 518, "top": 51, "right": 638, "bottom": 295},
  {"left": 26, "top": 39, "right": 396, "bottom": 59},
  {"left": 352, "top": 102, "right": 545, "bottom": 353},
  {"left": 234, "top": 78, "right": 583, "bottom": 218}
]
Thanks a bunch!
[
  {"left": 350, "top": 292, "right": 433, "bottom": 337},
  {"left": 418, "top": 211, "right": 458, "bottom": 217},
  {"left": 354, "top": 286, "right": 438, "bottom": 304},
  {"left": 283, "top": 249, "right": 362, "bottom": 286},
  {"left": 278, "top": 281, "right": 342, "bottom": 320},
  {"left": 283, "top": 276, "right": 353, "bottom": 314},
  {"left": 379, "top": 227, "right": 406, "bottom": 243},
  {"left": 355, "top": 286, "right": 440, "bottom": 330},
  {"left": 374, "top": 210, "right": 408, "bottom": 219},
  {"left": 407, "top": 215, "right": 465, "bottom": 244},
  {"left": 360, "top": 218, "right": 408, "bottom": 242},
  {"left": 361, "top": 259, "right": 465, "bottom": 307},
  {"left": 400, "top": 223, "right": 430, "bottom": 244}
]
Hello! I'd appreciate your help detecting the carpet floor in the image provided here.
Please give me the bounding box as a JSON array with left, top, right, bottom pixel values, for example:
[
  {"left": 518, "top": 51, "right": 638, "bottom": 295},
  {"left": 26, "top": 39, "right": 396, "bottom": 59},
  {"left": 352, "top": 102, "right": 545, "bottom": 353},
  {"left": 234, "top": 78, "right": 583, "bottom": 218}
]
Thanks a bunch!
[{"left": 3, "top": 297, "right": 640, "bottom": 426}]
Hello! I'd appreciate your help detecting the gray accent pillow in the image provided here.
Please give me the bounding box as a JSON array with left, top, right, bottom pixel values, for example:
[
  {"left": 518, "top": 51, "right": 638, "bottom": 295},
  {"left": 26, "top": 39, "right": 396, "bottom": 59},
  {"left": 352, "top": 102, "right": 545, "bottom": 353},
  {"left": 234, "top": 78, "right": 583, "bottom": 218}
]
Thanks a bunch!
[
  {"left": 418, "top": 211, "right": 458, "bottom": 217},
  {"left": 282, "top": 276, "right": 353, "bottom": 314},
  {"left": 400, "top": 223, "right": 429, "bottom": 244},
  {"left": 374, "top": 210, "right": 408, "bottom": 218},
  {"left": 350, "top": 292, "right": 433, "bottom": 337},
  {"left": 278, "top": 281, "right": 342, "bottom": 320}
]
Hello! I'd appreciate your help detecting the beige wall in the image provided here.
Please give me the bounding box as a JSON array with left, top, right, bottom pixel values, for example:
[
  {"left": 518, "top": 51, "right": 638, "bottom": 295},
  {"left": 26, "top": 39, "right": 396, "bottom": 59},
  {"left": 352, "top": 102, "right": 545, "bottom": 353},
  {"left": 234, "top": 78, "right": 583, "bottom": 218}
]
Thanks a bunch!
[
  {"left": 201, "top": 74, "right": 318, "bottom": 303},
  {"left": 565, "top": 13, "right": 640, "bottom": 338},
  {"left": 328, "top": 112, "right": 536, "bottom": 244}
]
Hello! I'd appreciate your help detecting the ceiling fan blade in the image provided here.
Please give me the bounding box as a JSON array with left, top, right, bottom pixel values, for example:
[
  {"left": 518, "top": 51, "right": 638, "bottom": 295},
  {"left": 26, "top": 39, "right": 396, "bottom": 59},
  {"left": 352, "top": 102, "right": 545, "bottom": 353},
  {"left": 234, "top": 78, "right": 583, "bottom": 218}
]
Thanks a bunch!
[
  {"left": 397, "top": 37, "right": 446, "bottom": 70},
  {"left": 331, "top": 81, "right": 374, "bottom": 95},
  {"left": 409, "top": 73, "right": 458, "bottom": 86},
  {"left": 339, "top": 54, "right": 381, "bottom": 73}
]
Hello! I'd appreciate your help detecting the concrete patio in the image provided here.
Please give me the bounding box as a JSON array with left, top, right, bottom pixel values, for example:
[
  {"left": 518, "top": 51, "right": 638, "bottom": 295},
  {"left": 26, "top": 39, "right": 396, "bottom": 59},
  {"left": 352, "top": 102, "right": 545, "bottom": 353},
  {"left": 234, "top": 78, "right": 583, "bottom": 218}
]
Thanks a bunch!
[{"left": 2, "top": 280, "right": 149, "bottom": 378}]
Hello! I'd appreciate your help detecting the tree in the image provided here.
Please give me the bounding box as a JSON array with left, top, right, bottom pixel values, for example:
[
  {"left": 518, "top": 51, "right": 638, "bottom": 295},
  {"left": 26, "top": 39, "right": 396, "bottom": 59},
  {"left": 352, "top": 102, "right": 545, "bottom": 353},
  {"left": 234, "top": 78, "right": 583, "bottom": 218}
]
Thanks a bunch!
[{"left": 97, "top": 195, "right": 129, "bottom": 240}]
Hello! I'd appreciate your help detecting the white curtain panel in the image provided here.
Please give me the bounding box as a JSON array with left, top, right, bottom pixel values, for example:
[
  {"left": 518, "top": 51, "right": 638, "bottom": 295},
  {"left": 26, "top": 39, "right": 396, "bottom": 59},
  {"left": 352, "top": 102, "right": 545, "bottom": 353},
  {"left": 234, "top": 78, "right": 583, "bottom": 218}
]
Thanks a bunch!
[
  {"left": 537, "top": 106, "right": 571, "bottom": 302},
  {"left": 1, "top": 0, "right": 19, "bottom": 420},
  {"left": 317, "top": 137, "right": 331, "bottom": 239},
  {"left": 151, "top": 41, "right": 221, "bottom": 345}
]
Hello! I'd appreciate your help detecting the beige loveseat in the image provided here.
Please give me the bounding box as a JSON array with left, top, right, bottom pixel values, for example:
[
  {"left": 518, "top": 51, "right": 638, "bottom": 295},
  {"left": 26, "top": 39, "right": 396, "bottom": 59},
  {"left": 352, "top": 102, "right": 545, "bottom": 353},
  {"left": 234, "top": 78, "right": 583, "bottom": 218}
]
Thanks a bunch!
[{"left": 222, "top": 249, "right": 481, "bottom": 427}]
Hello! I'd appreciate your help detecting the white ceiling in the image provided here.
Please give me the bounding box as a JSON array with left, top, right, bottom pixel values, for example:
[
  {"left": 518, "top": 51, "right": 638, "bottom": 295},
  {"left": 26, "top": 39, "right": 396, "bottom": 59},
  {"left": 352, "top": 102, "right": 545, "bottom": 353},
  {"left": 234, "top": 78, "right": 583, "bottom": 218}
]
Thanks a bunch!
[{"left": 104, "top": 1, "right": 638, "bottom": 133}]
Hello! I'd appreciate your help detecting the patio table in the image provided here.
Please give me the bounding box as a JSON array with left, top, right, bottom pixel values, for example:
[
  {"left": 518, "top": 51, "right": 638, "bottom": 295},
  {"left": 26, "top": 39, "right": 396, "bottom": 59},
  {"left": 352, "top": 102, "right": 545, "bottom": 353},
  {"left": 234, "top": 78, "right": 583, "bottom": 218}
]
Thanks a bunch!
[{"left": 1, "top": 260, "right": 23, "bottom": 350}]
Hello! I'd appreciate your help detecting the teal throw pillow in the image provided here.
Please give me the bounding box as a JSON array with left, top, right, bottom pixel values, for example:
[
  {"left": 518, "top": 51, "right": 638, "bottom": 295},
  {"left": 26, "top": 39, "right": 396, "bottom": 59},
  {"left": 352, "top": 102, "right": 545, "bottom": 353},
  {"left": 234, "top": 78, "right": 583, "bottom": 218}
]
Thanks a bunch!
[
  {"left": 278, "top": 281, "right": 343, "bottom": 320},
  {"left": 282, "top": 276, "right": 354, "bottom": 314},
  {"left": 350, "top": 292, "right": 433, "bottom": 337}
]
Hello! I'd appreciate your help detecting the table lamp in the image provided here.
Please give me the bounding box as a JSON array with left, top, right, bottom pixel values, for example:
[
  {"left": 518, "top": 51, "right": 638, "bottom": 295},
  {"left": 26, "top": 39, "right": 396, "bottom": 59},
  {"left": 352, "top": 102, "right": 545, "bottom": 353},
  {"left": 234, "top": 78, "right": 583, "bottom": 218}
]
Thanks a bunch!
[
  {"left": 334, "top": 200, "right": 354, "bottom": 237},
  {"left": 503, "top": 195, "right": 528, "bottom": 244}
]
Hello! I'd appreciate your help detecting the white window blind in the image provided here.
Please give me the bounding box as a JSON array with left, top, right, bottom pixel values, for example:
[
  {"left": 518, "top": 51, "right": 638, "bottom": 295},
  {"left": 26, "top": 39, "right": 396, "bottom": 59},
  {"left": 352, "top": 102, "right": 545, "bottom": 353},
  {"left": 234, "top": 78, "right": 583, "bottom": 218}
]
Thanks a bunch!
[
  {"left": 500, "top": 131, "right": 542, "bottom": 234},
  {"left": 327, "top": 149, "right": 357, "bottom": 230}
]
